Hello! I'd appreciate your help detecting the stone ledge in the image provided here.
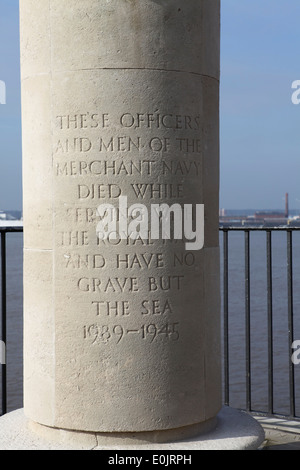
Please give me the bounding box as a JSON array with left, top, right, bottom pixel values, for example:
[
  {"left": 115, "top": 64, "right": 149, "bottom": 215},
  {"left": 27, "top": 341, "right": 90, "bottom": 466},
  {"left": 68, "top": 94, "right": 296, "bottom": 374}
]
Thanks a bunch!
[
  {"left": 254, "top": 415, "right": 300, "bottom": 450},
  {"left": 255, "top": 415, "right": 300, "bottom": 435},
  {"left": 0, "top": 407, "right": 265, "bottom": 450}
]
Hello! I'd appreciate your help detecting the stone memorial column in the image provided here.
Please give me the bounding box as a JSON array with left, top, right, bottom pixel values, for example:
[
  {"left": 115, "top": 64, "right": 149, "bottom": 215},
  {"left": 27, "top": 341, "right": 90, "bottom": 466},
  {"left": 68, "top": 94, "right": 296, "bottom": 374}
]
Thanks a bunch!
[{"left": 0, "top": 0, "right": 264, "bottom": 450}]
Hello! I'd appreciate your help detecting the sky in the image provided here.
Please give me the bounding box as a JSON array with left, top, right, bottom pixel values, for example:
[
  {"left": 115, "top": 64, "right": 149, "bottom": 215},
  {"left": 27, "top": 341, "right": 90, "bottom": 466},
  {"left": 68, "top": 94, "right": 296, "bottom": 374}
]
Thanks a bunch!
[
  {"left": 0, "top": 1, "right": 21, "bottom": 211},
  {"left": 1, "top": 1, "right": 300, "bottom": 211},
  {"left": 221, "top": 0, "right": 300, "bottom": 211}
]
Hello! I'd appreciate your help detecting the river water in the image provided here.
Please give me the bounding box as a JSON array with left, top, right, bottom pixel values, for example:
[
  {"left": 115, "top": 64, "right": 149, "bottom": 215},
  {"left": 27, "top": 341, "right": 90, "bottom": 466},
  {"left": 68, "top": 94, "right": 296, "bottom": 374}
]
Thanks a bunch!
[{"left": 2, "top": 230, "right": 300, "bottom": 416}]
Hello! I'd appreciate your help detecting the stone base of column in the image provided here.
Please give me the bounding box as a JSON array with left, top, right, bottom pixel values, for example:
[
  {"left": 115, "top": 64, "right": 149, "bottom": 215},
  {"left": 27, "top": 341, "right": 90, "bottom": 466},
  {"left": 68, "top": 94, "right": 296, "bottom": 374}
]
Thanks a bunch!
[{"left": 0, "top": 406, "right": 264, "bottom": 450}]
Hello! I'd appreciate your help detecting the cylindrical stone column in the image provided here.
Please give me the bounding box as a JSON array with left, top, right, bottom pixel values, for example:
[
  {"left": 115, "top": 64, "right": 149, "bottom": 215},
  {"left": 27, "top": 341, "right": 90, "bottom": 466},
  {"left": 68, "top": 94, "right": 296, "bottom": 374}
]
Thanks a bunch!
[{"left": 20, "top": 0, "right": 221, "bottom": 438}]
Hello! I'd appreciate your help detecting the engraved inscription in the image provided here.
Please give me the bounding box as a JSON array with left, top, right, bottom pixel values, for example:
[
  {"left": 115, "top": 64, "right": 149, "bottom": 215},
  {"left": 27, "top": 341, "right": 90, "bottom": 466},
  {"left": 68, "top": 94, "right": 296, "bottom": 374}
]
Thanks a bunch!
[
  {"left": 83, "top": 322, "right": 180, "bottom": 345},
  {"left": 54, "top": 106, "right": 203, "bottom": 348}
]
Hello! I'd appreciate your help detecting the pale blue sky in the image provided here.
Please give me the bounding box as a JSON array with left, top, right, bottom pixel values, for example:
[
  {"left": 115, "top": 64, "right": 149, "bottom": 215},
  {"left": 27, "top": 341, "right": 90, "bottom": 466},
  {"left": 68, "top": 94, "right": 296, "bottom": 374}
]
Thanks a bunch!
[
  {"left": 221, "top": 0, "right": 300, "bottom": 211},
  {"left": 1, "top": 1, "right": 300, "bottom": 211},
  {"left": 0, "top": 0, "right": 21, "bottom": 210}
]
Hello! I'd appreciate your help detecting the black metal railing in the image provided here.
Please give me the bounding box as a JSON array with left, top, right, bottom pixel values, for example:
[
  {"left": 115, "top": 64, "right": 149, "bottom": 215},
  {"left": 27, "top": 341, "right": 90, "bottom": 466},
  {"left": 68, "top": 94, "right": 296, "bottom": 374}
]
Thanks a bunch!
[
  {"left": 1, "top": 225, "right": 300, "bottom": 421},
  {"left": 0, "top": 226, "right": 23, "bottom": 416},
  {"left": 220, "top": 226, "right": 300, "bottom": 420}
]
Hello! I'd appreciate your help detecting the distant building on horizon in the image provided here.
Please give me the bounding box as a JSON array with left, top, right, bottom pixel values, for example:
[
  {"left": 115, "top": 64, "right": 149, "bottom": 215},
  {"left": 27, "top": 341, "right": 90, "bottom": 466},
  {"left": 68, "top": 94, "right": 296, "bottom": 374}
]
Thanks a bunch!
[
  {"left": 254, "top": 211, "right": 286, "bottom": 220},
  {"left": 218, "top": 193, "right": 298, "bottom": 227}
]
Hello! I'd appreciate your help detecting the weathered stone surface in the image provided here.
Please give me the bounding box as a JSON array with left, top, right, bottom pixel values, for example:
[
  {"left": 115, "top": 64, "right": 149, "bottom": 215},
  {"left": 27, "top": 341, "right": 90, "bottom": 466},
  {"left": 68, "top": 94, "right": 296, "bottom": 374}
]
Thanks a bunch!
[
  {"left": 20, "top": 0, "right": 221, "bottom": 435},
  {"left": 0, "top": 407, "right": 265, "bottom": 450}
]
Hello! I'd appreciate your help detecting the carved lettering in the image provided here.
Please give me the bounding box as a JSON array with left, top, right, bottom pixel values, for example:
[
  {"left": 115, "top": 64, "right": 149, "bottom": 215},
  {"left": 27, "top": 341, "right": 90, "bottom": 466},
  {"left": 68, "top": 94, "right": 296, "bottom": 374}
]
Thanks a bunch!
[
  {"left": 131, "top": 183, "right": 183, "bottom": 199},
  {"left": 92, "top": 300, "right": 130, "bottom": 316},
  {"left": 78, "top": 277, "right": 139, "bottom": 293},
  {"left": 162, "top": 160, "right": 201, "bottom": 176},
  {"left": 116, "top": 253, "right": 164, "bottom": 269},
  {"left": 56, "top": 113, "right": 109, "bottom": 129},
  {"left": 78, "top": 184, "right": 122, "bottom": 199},
  {"left": 83, "top": 322, "right": 180, "bottom": 344},
  {"left": 141, "top": 299, "right": 173, "bottom": 316},
  {"left": 176, "top": 138, "right": 202, "bottom": 153},
  {"left": 173, "top": 252, "right": 195, "bottom": 267},
  {"left": 64, "top": 253, "right": 106, "bottom": 269},
  {"left": 119, "top": 112, "right": 200, "bottom": 130},
  {"left": 99, "top": 136, "right": 141, "bottom": 152},
  {"left": 58, "top": 231, "right": 89, "bottom": 247},
  {"left": 56, "top": 160, "right": 155, "bottom": 177},
  {"left": 55, "top": 137, "right": 92, "bottom": 153},
  {"left": 54, "top": 107, "right": 200, "bottom": 351},
  {"left": 148, "top": 276, "right": 184, "bottom": 292}
]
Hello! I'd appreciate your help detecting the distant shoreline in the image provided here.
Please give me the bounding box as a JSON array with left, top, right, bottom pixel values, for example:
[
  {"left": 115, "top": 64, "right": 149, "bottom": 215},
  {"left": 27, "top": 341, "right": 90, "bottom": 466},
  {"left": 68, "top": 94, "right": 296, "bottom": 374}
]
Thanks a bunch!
[{"left": 0, "top": 220, "right": 23, "bottom": 227}]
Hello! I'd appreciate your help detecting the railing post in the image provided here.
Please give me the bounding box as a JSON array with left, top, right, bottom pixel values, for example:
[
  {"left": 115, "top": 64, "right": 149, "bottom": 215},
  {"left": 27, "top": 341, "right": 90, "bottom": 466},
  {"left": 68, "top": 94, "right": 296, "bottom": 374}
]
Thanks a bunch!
[
  {"left": 223, "top": 229, "right": 229, "bottom": 406},
  {"left": 287, "top": 230, "right": 295, "bottom": 418},
  {"left": 1, "top": 231, "right": 7, "bottom": 416},
  {"left": 245, "top": 230, "right": 251, "bottom": 412},
  {"left": 266, "top": 230, "right": 274, "bottom": 415}
]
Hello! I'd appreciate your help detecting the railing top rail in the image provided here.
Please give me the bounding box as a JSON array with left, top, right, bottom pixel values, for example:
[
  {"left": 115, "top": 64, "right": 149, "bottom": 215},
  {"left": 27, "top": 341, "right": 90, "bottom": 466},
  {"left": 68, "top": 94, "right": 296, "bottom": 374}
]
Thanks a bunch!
[
  {"left": 2, "top": 225, "right": 300, "bottom": 233},
  {"left": 2, "top": 225, "right": 300, "bottom": 238},
  {"left": 219, "top": 226, "right": 300, "bottom": 231},
  {"left": 0, "top": 227, "right": 23, "bottom": 233}
]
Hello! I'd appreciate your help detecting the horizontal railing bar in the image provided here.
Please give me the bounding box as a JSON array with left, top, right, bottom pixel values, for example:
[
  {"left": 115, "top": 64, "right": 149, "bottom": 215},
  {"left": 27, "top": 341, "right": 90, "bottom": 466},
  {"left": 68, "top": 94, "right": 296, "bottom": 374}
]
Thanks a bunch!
[
  {"left": 0, "top": 227, "right": 23, "bottom": 233},
  {"left": 1, "top": 226, "right": 300, "bottom": 233},
  {"left": 8, "top": 224, "right": 298, "bottom": 230},
  {"left": 219, "top": 226, "right": 300, "bottom": 231}
]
